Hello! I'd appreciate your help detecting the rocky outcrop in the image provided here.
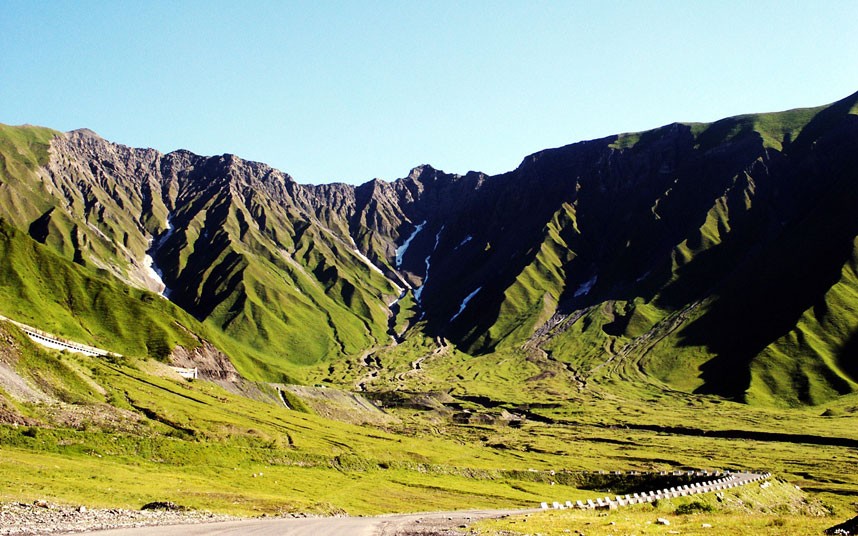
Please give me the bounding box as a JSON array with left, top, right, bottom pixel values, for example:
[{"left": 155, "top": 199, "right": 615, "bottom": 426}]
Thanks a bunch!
[{"left": 169, "top": 342, "right": 241, "bottom": 382}]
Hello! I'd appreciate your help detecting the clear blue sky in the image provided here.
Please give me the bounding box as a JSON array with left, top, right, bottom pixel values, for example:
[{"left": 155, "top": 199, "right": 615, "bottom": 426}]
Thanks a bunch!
[{"left": 2, "top": 1, "right": 857, "bottom": 185}]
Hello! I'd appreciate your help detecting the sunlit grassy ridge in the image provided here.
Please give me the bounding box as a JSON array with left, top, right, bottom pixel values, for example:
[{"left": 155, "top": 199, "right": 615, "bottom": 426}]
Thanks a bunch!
[{"left": 457, "top": 93, "right": 858, "bottom": 407}]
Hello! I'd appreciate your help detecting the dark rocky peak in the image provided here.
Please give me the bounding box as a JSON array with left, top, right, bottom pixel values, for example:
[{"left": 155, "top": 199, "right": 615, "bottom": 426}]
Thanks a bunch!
[
  {"left": 462, "top": 170, "right": 488, "bottom": 183},
  {"left": 355, "top": 177, "right": 390, "bottom": 195},
  {"left": 351, "top": 178, "right": 408, "bottom": 235},
  {"left": 406, "top": 164, "right": 441, "bottom": 182},
  {"left": 64, "top": 128, "right": 162, "bottom": 162},
  {"left": 221, "top": 154, "right": 296, "bottom": 189},
  {"left": 391, "top": 165, "right": 464, "bottom": 211},
  {"left": 51, "top": 129, "right": 162, "bottom": 192},
  {"left": 300, "top": 181, "right": 356, "bottom": 210},
  {"left": 354, "top": 178, "right": 398, "bottom": 205},
  {"left": 407, "top": 164, "right": 466, "bottom": 187},
  {"left": 295, "top": 183, "right": 358, "bottom": 233}
]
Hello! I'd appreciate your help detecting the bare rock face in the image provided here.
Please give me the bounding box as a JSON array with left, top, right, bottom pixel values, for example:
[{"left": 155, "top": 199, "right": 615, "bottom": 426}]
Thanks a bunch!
[
  {"left": 169, "top": 342, "right": 241, "bottom": 382},
  {"left": 0, "top": 403, "right": 37, "bottom": 426}
]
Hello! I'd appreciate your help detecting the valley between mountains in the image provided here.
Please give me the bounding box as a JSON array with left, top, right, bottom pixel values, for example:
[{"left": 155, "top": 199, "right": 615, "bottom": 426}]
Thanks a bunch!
[{"left": 0, "top": 92, "right": 856, "bottom": 534}]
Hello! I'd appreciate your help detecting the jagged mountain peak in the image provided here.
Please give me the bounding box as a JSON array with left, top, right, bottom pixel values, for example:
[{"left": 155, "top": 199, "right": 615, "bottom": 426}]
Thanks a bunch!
[
  {"left": 66, "top": 127, "right": 102, "bottom": 139},
  {"left": 406, "top": 164, "right": 438, "bottom": 179},
  {"left": 0, "top": 92, "right": 855, "bottom": 406},
  {"left": 404, "top": 163, "right": 464, "bottom": 184}
]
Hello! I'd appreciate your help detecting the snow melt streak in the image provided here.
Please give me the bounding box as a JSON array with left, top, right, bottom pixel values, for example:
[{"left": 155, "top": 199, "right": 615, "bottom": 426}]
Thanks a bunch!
[
  {"left": 147, "top": 217, "right": 174, "bottom": 298},
  {"left": 414, "top": 227, "right": 444, "bottom": 304},
  {"left": 347, "top": 237, "right": 403, "bottom": 293},
  {"left": 450, "top": 286, "right": 481, "bottom": 322},
  {"left": 395, "top": 221, "right": 426, "bottom": 269},
  {"left": 456, "top": 235, "right": 472, "bottom": 249}
]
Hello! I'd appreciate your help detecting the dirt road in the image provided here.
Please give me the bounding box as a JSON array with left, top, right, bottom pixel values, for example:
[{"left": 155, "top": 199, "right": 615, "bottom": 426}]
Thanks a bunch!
[{"left": 81, "top": 509, "right": 534, "bottom": 535}]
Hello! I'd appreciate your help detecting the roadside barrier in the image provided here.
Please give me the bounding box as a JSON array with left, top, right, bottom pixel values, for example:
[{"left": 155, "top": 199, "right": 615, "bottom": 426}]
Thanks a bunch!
[{"left": 539, "top": 471, "right": 772, "bottom": 510}]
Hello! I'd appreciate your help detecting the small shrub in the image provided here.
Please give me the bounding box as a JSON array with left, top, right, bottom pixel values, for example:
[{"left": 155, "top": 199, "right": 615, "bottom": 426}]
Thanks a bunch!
[
  {"left": 141, "top": 501, "right": 185, "bottom": 511},
  {"left": 675, "top": 501, "right": 714, "bottom": 515}
]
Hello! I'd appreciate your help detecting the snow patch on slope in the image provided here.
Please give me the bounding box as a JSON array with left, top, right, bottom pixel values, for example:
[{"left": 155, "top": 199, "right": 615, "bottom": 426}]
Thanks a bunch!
[
  {"left": 143, "top": 254, "right": 166, "bottom": 294},
  {"left": 395, "top": 221, "right": 426, "bottom": 269},
  {"left": 347, "top": 237, "right": 403, "bottom": 295},
  {"left": 455, "top": 235, "right": 472, "bottom": 249},
  {"left": 348, "top": 238, "right": 387, "bottom": 277},
  {"left": 414, "top": 226, "right": 444, "bottom": 304},
  {"left": 353, "top": 248, "right": 385, "bottom": 276},
  {"left": 146, "top": 217, "right": 174, "bottom": 298},
  {"left": 450, "top": 287, "right": 481, "bottom": 322},
  {"left": 573, "top": 275, "right": 597, "bottom": 297}
]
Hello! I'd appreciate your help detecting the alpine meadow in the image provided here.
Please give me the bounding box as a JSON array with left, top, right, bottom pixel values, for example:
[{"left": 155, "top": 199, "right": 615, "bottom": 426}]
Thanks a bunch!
[{"left": 0, "top": 90, "right": 856, "bottom": 535}]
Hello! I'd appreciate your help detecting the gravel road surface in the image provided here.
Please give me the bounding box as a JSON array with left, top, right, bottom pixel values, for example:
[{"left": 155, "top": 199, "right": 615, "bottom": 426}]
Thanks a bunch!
[{"left": 77, "top": 509, "right": 533, "bottom": 536}]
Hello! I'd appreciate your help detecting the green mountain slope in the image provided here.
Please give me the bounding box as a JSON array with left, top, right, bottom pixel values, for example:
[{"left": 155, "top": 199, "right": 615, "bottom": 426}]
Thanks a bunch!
[
  {"left": 0, "top": 219, "right": 201, "bottom": 360},
  {"left": 0, "top": 128, "right": 404, "bottom": 382},
  {"left": 420, "top": 93, "right": 858, "bottom": 407},
  {"left": 0, "top": 91, "right": 856, "bottom": 406}
]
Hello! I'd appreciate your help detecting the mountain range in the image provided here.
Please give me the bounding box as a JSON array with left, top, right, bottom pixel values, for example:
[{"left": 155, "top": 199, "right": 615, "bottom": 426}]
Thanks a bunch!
[{"left": 0, "top": 91, "right": 856, "bottom": 407}]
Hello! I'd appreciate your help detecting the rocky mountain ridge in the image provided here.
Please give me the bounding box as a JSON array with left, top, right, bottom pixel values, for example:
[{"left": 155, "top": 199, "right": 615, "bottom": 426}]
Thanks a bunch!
[{"left": 0, "top": 91, "right": 856, "bottom": 405}]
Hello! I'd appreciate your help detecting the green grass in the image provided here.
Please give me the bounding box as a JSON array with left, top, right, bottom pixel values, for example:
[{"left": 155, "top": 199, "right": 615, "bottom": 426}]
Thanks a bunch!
[
  {"left": 0, "top": 446, "right": 580, "bottom": 516},
  {"left": 476, "top": 478, "right": 835, "bottom": 535},
  {"left": 0, "top": 124, "right": 61, "bottom": 231},
  {"left": 477, "top": 510, "right": 833, "bottom": 535},
  {"left": 476, "top": 203, "right": 576, "bottom": 351},
  {"left": 0, "top": 221, "right": 209, "bottom": 359},
  {"left": 0, "top": 339, "right": 589, "bottom": 515},
  {"left": 0, "top": 97, "right": 856, "bottom": 531},
  {"left": 1, "top": 308, "right": 857, "bottom": 526}
]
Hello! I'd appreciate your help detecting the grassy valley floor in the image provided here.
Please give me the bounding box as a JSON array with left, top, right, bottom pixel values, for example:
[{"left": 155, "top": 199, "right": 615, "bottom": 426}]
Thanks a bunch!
[{"left": 0, "top": 324, "right": 856, "bottom": 534}]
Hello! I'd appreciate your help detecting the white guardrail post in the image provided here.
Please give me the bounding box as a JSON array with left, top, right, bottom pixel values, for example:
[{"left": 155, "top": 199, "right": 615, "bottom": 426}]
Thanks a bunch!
[{"left": 537, "top": 469, "right": 771, "bottom": 510}]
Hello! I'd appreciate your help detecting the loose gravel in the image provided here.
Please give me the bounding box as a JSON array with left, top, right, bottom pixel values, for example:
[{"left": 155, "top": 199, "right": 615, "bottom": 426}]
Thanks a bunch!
[{"left": 0, "top": 501, "right": 235, "bottom": 535}]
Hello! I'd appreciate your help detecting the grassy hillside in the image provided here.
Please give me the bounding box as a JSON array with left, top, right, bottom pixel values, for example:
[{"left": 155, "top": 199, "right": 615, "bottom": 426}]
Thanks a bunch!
[
  {"left": 0, "top": 326, "right": 584, "bottom": 515},
  {"left": 2, "top": 92, "right": 856, "bottom": 402},
  {"left": 442, "top": 93, "right": 858, "bottom": 408},
  {"left": 0, "top": 219, "right": 203, "bottom": 359},
  {"left": 1, "top": 322, "right": 856, "bottom": 530}
]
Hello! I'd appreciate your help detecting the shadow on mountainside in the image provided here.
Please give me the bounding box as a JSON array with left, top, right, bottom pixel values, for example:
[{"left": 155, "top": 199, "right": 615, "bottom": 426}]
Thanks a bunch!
[{"left": 678, "top": 111, "right": 858, "bottom": 402}]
